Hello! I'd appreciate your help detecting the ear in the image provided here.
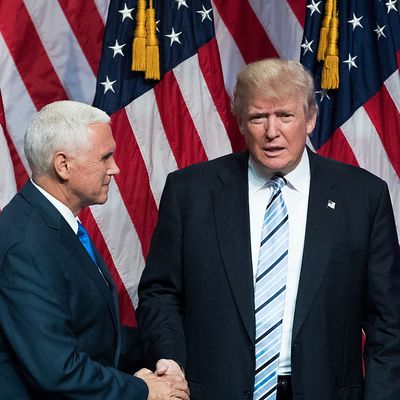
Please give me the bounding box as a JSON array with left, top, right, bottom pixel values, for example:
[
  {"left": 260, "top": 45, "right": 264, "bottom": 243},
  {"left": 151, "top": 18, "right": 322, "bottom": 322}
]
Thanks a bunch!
[
  {"left": 306, "top": 111, "right": 317, "bottom": 136},
  {"left": 53, "top": 152, "right": 70, "bottom": 181},
  {"left": 237, "top": 117, "right": 246, "bottom": 136}
]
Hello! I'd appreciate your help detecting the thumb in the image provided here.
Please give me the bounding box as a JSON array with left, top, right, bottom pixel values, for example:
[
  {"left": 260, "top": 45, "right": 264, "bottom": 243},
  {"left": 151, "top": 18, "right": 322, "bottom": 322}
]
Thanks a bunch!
[{"left": 155, "top": 359, "right": 169, "bottom": 375}]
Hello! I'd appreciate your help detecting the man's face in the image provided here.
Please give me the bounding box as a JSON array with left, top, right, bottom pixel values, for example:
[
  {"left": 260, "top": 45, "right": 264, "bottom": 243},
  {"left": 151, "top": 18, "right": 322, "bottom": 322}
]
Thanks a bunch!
[
  {"left": 66, "top": 122, "right": 119, "bottom": 213},
  {"left": 240, "top": 96, "right": 316, "bottom": 175}
]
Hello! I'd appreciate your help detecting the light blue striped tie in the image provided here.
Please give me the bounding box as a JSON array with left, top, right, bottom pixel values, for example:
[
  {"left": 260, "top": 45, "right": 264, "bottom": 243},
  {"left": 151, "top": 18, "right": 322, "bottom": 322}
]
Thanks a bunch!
[{"left": 254, "top": 175, "right": 288, "bottom": 400}]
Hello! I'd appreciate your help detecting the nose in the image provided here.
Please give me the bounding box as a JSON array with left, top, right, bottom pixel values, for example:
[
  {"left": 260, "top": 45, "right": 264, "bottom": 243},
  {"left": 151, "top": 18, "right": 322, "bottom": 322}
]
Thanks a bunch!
[
  {"left": 108, "top": 157, "right": 120, "bottom": 176},
  {"left": 263, "top": 116, "right": 280, "bottom": 139}
]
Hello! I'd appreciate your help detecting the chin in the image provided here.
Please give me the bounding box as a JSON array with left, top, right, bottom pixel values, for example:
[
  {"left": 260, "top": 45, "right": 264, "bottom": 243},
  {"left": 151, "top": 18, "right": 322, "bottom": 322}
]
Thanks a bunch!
[
  {"left": 95, "top": 195, "right": 108, "bottom": 205},
  {"left": 261, "top": 162, "right": 287, "bottom": 174},
  {"left": 99, "top": 196, "right": 108, "bottom": 204}
]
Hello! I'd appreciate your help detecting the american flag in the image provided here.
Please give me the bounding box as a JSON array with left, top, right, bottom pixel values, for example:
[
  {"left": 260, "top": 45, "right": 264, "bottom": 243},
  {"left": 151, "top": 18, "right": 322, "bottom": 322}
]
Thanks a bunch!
[
  {"left": 0, "top": 0, "right": 398, "bottom": 326},
  {"left": 301, "top": 0, "right": 400, "bottom": 236}
]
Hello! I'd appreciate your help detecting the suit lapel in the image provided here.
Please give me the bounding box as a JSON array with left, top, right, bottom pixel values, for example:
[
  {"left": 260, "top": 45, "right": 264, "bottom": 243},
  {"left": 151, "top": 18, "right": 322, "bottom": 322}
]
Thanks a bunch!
[
  {"left": 20, "top": 181, "right": 119, "bottom": 332},
  {"left": 59, "top": 222, "right": 119, "bottom": 330},
  {"left": 212, "top": 153, "right": 255, "bottom": 343},
  {"left": 292, "top": 151, "right": 342, "bottom": 341}
]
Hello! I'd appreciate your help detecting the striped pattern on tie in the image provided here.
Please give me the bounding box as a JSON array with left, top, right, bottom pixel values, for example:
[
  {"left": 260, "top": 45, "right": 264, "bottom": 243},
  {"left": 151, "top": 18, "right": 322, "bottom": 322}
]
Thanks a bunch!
[{"left": 254, "top": 176, "right": 288, "bottom": 400}]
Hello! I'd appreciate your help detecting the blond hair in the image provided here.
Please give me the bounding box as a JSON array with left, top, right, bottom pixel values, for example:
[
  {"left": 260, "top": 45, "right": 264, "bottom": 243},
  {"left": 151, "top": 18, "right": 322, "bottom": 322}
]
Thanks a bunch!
[{"left": 232, "top": 58, "right": 318, "bottom": 121}]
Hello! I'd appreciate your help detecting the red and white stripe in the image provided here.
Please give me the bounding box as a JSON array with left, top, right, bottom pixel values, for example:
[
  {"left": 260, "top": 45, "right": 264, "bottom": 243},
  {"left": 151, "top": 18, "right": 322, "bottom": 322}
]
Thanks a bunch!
[
  {"left": 318, "top": 66, "right": 400, "bottom": 233},
  {"left": 1, "top": 0, "right": 399, "bottom": 325},
  {"left": 0, "top": 110, "right": 16, "bottom": 210}
]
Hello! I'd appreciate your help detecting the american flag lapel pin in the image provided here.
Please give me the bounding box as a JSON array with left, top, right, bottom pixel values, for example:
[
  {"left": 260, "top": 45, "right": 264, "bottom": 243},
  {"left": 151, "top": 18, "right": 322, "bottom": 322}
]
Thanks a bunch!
[{"left": 327, "top": 200, "right": 336, "bottom": 209}]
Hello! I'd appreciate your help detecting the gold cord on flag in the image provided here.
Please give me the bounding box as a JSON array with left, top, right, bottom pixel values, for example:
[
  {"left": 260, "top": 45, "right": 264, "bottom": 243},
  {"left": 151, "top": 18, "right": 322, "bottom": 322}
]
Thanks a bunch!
[
  {"left": 319, "top": 0, "right": 339, "bottom": 89},
  {"left": 132, "top": 0, "right": 147, "bottom": 72},
  {"left": 131, "top": 0, "right": 160, "bottom": 80},
  {"left": 317, "top": 0, "right": 333, "bottom": 61},
  {"left": 145, "top": 0, "right": 160, "bottom": 79}
]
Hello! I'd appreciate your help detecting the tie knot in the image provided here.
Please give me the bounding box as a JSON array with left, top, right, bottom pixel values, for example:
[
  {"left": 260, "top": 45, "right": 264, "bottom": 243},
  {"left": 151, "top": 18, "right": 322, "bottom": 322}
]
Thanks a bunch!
[
  {"left": 268, "top": 175, "right": 286, "bottom": 192},
  {"left": 77, "top": 221, "right": 89, "bottom": 240}
]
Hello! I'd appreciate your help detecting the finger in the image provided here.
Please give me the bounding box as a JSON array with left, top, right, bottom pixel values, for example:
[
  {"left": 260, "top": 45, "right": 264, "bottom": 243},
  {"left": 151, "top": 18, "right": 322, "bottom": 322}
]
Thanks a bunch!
[
  {"left": 172, "top": 383, "right": 190, "bottom": 395},
  {"left": 134, "top": 368, "right": 153, "bottom": 377},
  {"left": 173, "top": 390, "right": 190, "bottom": 400},
  {"left": 155, "top": 359, "right": 169, "bottom": 375}
]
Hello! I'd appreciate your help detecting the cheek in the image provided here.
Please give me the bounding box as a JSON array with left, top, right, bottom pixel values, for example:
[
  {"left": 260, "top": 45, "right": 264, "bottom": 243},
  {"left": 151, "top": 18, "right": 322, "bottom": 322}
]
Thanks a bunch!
[
  {"left": 286, "top": 128, "right": 307, "bottom": 152},
  {"left": 244, "top": 125, "right": 264, "bottom": 146}
]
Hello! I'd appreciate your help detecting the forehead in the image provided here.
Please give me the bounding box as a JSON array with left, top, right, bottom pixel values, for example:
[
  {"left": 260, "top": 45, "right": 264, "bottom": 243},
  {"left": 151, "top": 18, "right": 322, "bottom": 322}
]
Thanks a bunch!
[
  {"left": 246, "top": 96, "right": 304, "bottom": 113},
  {"left": 87, "top": 122, "right": 114, "bottom": 144}
]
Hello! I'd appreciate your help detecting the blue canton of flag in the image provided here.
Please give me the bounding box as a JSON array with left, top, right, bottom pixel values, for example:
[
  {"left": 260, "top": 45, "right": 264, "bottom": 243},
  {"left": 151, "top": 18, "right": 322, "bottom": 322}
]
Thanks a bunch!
[
  {"left": 94, "top": 0, "right": 215, "bottom": 113},
  {"left": 300, "top": 0, "right": 400, "bottom": 237}
]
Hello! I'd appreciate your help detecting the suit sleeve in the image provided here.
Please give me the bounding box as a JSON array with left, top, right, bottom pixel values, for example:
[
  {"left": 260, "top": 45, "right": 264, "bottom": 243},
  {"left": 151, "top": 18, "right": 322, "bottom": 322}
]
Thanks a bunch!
[
  {"left": 137, "top": 173, "right": 187, "bottom": 370},
  {"left": 118, "top": 325, "right": 144, "bottom": 373},
  {"left": 363, "top": 181, "right": 400, "bottom": 398},
  {"left": 0, "top": 242, "right": 148, "bottom": 400}
]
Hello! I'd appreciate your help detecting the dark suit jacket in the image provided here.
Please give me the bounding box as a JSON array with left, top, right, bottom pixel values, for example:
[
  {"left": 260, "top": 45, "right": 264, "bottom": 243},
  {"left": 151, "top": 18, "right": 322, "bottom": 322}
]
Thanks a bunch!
[
  {"left": 0, "top": 181, "right": 147, "bottom": 399},
  {"left": 137, "top": 149, "right": 400, "bottom": 400}
]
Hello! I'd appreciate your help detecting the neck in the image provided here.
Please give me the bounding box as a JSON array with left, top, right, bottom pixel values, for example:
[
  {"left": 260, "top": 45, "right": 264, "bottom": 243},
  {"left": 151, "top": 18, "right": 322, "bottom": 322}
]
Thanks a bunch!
[{"left": 33, "top": 175, "right": 81, "bottom": 216}]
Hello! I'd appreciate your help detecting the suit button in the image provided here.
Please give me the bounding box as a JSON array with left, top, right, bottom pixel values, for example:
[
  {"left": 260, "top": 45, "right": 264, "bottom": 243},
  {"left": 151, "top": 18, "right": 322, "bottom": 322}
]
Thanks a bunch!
[{"left": 243, "top": 390, "right": 252, "bottom": 399}]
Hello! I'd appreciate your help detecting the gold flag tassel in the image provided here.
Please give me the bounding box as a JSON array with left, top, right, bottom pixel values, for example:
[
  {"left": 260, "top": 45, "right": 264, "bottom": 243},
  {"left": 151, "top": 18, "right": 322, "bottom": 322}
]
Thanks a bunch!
[
  {"left": 145, "top": 0, "right": 160, "bottom": 80},
  {"left": 317, "top": 0, "right": 333, "bottom": 61},
  {"left": 132, "top": 0, "right": 146, "bottom": 72},
  {"left": 321, "top": 0, "right": 339, "bottom": 89}
]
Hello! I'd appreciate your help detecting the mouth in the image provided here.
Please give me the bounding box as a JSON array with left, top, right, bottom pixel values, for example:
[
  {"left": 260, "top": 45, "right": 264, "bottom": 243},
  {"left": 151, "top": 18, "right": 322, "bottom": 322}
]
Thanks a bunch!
[{"left": 263, "top": 147, "right": 285, "bottom": 156}]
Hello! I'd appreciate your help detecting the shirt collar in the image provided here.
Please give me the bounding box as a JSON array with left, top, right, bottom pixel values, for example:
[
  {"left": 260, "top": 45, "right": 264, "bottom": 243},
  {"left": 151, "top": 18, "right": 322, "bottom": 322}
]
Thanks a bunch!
[
  {"left": 31, "top": 179, "right": 79, "bottom": 234},
  {"left": 248, "top": 148, "right": 310, "bottom": 193}
]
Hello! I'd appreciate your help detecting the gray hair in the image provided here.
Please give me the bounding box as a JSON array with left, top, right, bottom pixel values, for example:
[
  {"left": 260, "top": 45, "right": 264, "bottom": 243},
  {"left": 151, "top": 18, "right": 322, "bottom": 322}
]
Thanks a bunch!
[
  {"left": 24, "top": 100, "right": 110, "bottom": 177},
  {"left": 232, "top": 58, "right": 318, "bottom": 121}
]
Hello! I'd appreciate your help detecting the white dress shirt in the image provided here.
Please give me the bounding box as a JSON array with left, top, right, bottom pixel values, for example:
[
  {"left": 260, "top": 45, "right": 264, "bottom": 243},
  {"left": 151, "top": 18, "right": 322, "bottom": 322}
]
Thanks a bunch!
[{"left": 248, "top": 149, "right": 310, "bottom": 375}]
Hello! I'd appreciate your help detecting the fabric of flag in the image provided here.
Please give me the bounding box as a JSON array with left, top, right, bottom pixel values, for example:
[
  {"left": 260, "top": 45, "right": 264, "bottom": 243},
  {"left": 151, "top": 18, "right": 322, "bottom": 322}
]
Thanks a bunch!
[
  {"left": 300, "top": 0, "right": 400, "bottom": 239},
  {"left": 0, "top": 0, "right": 398, "bottom": 327}
]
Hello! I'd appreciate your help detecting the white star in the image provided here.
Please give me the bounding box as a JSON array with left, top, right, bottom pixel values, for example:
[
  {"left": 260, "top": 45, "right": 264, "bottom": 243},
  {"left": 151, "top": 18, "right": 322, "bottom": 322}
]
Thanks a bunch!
[
  {"left": 100, "top": 76, "right": 116, "bottom": 94},
  {"left": 175, "top": 0, "right": 188, "bottom": 10},
  {"left": 374, "top": 24, "right": 387, "bottom": 39},
  {"left": 301, "top": 37, "right": 314, "bottom": 55},
  {"left": 385, "top": 0, "right": 398, "bottom": 13},
  {"left": 108, "top": 40, "right": 126, "bottom": 58},
  {"left": 348, "top": 13, "right": 363, "bottom": 30},
  {"left": 307, "top": 0, "right": 321, "bottom": 16},
  {"left": 343, "top": 54, "right": 358, "bottom": 71},
  {"left": 196, "top": 5, "right": 212, "bottom": 22},
  {"left": 165, "top": 28, "right": 182, "bottom": 46},
  {"left": 315, "top": 90, "right": 331, "bottom": 102},
  {"left": 156, "top": 20, "right": 160, "bottom": 33},
  {"left": 118, "top": 3, "right": 134, "bottom": 21}
]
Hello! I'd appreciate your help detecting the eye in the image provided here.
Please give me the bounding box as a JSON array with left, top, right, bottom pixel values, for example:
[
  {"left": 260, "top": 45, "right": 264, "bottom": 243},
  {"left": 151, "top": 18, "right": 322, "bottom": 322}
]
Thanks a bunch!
[
  {"left": 279, "top": 113, "right": 294, "bottom": 121},
  {"left": 248, "top": 114, "right": 266, "bottom": 124},
  {"left": 101, "top": 152, "right": 113, "bottom": 162}
]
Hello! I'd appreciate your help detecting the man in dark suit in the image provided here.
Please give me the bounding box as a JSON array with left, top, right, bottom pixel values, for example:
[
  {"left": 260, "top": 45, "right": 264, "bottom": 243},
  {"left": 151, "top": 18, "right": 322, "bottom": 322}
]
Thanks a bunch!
[
  {"left": 0, "top": 100, "right": 189, "bottom": 399},
  {"left": 137, "top": 59, "right": 400, "bottom": 400}
]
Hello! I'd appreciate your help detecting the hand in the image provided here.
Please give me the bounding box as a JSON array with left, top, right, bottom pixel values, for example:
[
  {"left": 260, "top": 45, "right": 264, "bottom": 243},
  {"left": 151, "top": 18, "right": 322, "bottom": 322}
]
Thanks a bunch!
[
  {"left": 134, "top": 368, "right": 189, "bottom": 400},
  {"left": 155, "top": 359, "right": 184, "bottom": 377}
]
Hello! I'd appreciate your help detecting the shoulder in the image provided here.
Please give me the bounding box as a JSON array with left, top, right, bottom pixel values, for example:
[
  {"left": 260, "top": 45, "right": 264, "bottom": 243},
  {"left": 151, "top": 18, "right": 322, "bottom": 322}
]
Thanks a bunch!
[
  {"left": 0, "top": 192, "right": 34, "bottom": 250},
  {"left": 309, "top": 150, "right": 386, "bottom": 189},
  {"left": 168, "top": 151, "right": 247, "bottom": 183},
  {"left": 0, "top": 188, "right": 63, "bottom": 264}
]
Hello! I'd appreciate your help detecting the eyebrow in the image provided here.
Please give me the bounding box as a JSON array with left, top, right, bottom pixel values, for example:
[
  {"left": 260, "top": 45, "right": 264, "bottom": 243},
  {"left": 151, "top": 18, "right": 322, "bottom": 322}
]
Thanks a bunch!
[{"left": 247, "top": 108, "right": 294, "bottom": 117}]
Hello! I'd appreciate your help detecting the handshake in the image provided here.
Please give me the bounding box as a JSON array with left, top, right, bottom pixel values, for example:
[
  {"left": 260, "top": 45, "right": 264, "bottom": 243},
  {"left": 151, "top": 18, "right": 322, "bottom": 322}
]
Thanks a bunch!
[{"left": 135, "top": 359, "right": 190, "bottom": 400}]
